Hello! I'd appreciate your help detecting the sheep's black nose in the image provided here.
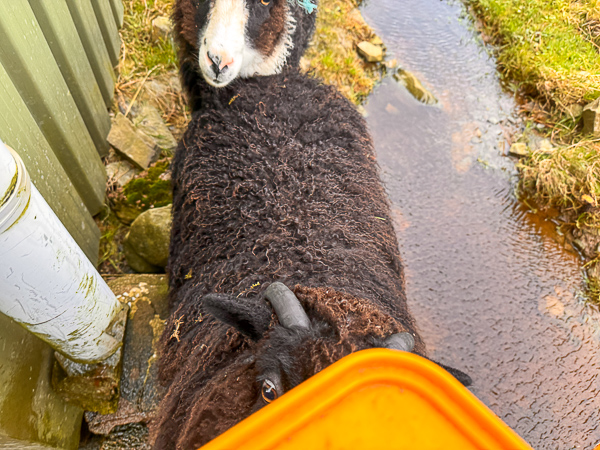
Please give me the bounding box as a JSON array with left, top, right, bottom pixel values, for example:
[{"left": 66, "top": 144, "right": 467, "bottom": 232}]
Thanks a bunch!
[
  {"left": 207, "top": 51, "right": 221, "bottom": 75},
  {"left": 206, "top": 51, "right": 232, "bottom": 77}
]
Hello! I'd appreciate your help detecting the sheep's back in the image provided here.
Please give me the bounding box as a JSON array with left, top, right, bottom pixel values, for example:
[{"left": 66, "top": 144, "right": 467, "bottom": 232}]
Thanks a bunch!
[{"left": 169, "top": 72, "right": 409, "bottom": 320}]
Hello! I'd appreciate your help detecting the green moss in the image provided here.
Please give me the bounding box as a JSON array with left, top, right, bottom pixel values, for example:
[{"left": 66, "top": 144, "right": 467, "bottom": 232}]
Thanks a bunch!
[
  {"left": 122, "top": 160, "right": 173, "bottom": 210},
  {"left": 97, "top": 207, "right": 129, "bottom": 273},
  {"left": 106, "top": 159, "right": 173, "bottom": 229}
]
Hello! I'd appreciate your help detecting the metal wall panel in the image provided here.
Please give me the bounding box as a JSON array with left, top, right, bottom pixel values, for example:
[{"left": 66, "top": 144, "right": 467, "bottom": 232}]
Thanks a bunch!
[
  {"left": 0, "top": 61, "right": 100, "bottom": 261},
  {"left": 0, "top": 0, "right": 106, "bottom": 216},
  {"left": 0, "top": 0, "right": 123, "bottom": 260},
  {"left": 30, "top": 0, "right": 111, "bottom": 157},
  {"left": 110, "top": 0, "right": 125, "bottom": 28},
  {"left": 67, "top": 0, "right": 117, "bottom": 106},
  {"left": 91, "top": 0, "right": 122, "bottom": 66}
]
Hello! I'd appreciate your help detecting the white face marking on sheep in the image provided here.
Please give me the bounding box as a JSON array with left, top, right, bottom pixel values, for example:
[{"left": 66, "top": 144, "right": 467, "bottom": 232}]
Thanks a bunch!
[{"left": 198, "top": 0, "right": 296, "bottom": 87}]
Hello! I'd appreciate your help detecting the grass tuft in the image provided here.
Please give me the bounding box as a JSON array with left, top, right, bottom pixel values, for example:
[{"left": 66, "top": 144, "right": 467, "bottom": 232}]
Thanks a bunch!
[
  {"left": 304, "top": 0, "right": 384, "bottom": 104},
  {"left": 470, "top": 0, "right": 600, "bottom": 107},
  {"left": 118, "top": 0, "right": 177, "bottom": 82},
  {"left": 468, "top": 0, "right": 600, "bottom": 300},
  {"left": 518, "top": 137, "right": 600, "bottom": 215}
]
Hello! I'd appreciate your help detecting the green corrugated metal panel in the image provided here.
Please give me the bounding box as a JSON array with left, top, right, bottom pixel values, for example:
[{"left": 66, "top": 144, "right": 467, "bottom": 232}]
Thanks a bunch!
[
  {"left": 67, "top": 0, "right": 116, "bottom": 106},
  {"left": 110, "top": 0, "right": 125, "bottom": 28},
  {"left": 0, "top": 0, "right": 106, "bottom": 216},
  {"left": 0, "top": 61, "right": 100, "bottom": 262},
  {"left": 29, "top": 0, "right": 111, "bottom": 158},
  {"left": 91, "top": 0, "right": 121, "bottom": 66}
]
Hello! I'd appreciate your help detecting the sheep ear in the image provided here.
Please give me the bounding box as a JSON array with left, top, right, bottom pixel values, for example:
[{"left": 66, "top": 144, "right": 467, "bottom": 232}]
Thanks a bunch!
[{"left": 201, "top": 293, "right": 272, "bottom": 341}]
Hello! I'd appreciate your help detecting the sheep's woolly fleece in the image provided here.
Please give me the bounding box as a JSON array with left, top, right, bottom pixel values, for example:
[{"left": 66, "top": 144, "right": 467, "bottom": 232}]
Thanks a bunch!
[{"left": 151, "top": 70, "right": 426, "bottom": 449}]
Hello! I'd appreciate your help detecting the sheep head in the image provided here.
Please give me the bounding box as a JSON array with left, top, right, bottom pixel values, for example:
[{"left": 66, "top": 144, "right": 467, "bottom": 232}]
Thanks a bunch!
[
  {"left": 200, "top": 283, "right": 415, "bottom": 412},
  {"left": 173, "top": 0, "right": 317, "bottom": 88}
]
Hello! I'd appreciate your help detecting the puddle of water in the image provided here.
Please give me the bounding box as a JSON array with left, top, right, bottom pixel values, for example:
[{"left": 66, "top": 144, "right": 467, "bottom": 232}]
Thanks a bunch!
[{"left": 362, "top": 0, "right": 600, "bottom": 448}]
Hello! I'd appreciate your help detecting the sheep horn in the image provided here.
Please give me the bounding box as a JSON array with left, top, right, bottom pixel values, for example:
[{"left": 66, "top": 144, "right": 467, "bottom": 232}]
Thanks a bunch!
[
  {"left": 265, "top": 282, "right": 310, "bottom": 329},
  {"left": 384, "top": 332, "right": 415, "bottom": 352}
]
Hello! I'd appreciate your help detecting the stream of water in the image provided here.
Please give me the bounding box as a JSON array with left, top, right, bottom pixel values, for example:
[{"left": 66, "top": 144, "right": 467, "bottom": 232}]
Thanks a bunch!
[{"left": 362, "top": 0, "right": 600, "bottom": 448}]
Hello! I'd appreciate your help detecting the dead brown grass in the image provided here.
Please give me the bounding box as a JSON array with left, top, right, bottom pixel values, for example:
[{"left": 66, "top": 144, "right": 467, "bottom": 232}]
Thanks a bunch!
[
  {"left": 519, "top": 138, "right": 600, "bottom": 217},
  {"left": 115, "top": 0, "right": 189, "bottom": 134}
]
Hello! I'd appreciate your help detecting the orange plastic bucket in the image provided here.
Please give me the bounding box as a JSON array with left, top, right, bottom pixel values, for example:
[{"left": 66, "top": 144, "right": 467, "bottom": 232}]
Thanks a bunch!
[{"left": 201, "top": 349, "right": 533, "bottom": 450}]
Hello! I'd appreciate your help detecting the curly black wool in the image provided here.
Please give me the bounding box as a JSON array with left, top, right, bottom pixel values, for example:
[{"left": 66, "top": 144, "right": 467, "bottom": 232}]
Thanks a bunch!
[
  {"left": 152, "top": 2, "right": 433, "bottom": 448},
  {"left": 151, "top": 70, "right": 429, "bottom": 449}
]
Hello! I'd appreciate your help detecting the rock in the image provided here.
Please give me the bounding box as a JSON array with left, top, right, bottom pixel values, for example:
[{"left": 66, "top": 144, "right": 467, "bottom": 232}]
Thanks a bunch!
[
  {"left": 85, "top": 275, "right": 169, "bottom": 437},
  {"left": 51, "top": 306, "right": 128, "bottom": 414},
  {"left": 509, "top": 143, "right": 529, "bottom": 157},
  {"left": 133, "top": 105, "right": 178, "bottom": 154},
  {"left": 384, "top": 59, "right": 398, "bottom": 70},
  {"left": 108, "top": 114, "right": 159, "bottom": 169},
  {"left": 566, "top": 103, "right": 583, "bottom": 119},
  {"left": 169, "top": 73, "right": 182, "bottom": 94},
  {"left": 124, "top": 205, "right": 172, "bottom": 270},
  {"left": 106, "top": 160, "right": 139, "bottom": 187},
  {"left": 523, "top": 130, "right": 543, "bottom": 150},
  {"left": 142, "top": 72, "right": 182, "bottom": 103},
  {"left": 112, "top": 203, "right": 143, "bottom": 226},
  {"left": 348, "top": 8, "right": 368, "bottom": 27},
  {"left": 143, "top": 80, "right": 169, "bottom": 99},
  {"left": 569, "top": 226, "right": 600, "bottom": 259},
  {"left": 385, "top": 103, "right": 399, "bottom": 114},
  {"left": 583, "top": 97, "right": 600, "bottom": 136},
  {"left": 538, "top": 138, "right": 554, "bottom": 153},
  {"left": 370, "top": 36, "right": 384, "bottom": 46},
  {"left": 357, "top": 41, "right": 384, "bottom": 63},
  {"left": 393, "top": 69, "right": 437, "bottom": 105},
  {"left": 80, "top": 423, "right": 151, "bottom": 450},
  {"left": 152, "top": 16, "right": 172, "bottom": 43},
  {"left": 124, "top": 239, "right": 163, "bottom": 274}
]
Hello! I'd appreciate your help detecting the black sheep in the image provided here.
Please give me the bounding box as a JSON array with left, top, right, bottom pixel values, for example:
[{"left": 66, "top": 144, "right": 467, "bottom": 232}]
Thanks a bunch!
[{"left": 152, "top": 1, "right": 470, "bottom": 448}]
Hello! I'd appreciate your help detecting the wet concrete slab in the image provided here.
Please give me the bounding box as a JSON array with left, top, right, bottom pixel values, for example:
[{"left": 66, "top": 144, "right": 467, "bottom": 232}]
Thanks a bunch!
[{"left": 80, "top": 275, "right": 169, "bottom": 449}]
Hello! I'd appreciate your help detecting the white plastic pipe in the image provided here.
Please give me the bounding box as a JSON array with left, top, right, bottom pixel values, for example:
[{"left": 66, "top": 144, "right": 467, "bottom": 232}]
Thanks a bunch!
[{"left": 0, "top": 140, "right": 122, "bottom": 363}]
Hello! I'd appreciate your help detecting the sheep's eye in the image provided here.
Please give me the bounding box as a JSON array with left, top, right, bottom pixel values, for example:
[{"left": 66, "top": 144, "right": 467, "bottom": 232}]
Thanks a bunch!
[
  {"left": 261, "top": 0, "right": 271, "bottom": 5},
  {"left": 261, "top": 379, "right": 278, "bottom": 403}
]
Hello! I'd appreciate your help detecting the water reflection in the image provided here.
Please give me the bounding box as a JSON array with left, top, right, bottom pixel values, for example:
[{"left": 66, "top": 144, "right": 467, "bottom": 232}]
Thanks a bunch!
[{"left": 362, "top": 0, "right": 600, "bottom": 447}]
